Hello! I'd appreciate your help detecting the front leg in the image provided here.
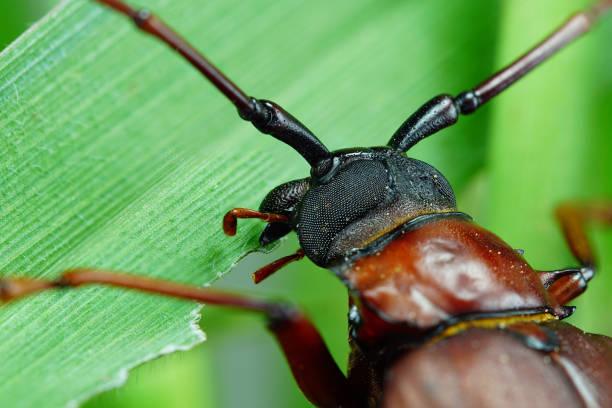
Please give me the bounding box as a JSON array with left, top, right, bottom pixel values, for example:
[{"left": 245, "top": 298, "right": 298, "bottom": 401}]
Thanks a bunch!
[
  {"left": 539, "top": 201, "right": 612, "bottom": 305},
  {"left": 0, "top": 269, "right": 357, "bottom": 408}
]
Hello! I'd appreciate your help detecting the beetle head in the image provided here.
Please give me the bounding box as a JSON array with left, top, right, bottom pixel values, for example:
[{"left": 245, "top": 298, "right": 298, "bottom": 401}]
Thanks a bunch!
[{"left": 259, "top": 147, "right": 457, "bottom": 267}]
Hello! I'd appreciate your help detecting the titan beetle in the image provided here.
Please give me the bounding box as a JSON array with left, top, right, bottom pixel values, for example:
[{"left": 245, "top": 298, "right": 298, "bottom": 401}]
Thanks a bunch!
[{"left": 1, "top": 1, "right": 611, "bottom": 407}]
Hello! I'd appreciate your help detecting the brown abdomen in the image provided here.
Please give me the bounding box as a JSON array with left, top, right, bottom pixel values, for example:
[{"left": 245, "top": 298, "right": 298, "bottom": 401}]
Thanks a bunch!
[{"left": 381, "top": 321, "right": 612, "bottom": 408}]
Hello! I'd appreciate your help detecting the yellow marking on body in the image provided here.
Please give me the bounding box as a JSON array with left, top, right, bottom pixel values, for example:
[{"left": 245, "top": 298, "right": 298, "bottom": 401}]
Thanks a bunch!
[{"left": 428, "top": 313, "right": 558, "bottom": 344}]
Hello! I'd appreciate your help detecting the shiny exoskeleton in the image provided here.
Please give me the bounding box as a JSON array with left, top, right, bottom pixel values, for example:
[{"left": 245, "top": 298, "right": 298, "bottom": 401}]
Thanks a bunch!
[
  {"left": 256, "top": 146, "right": 612, "bottom": 407},
  {"left": 2, "top": 1, "right": 612, "bottom": 408}
]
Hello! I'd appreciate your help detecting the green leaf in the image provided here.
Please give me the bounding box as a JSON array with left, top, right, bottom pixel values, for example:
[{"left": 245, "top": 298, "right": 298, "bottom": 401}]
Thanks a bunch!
[{"left": 0, "top": 0, "right": 610, "bottom": 407}]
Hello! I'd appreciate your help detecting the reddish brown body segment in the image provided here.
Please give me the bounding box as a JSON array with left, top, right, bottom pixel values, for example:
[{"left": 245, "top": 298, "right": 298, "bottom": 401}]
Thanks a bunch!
[
  {"left": 343, "top": 216, "right": 562, "bottom": 330},
  {"left": 381, "top": 322, "right": 612, "bottom": 408}
]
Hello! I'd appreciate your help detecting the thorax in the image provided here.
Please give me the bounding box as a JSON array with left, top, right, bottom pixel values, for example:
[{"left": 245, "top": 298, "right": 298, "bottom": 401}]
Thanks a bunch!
[{"left": 335, "top": 213, "right": 563, "bottom": 348}]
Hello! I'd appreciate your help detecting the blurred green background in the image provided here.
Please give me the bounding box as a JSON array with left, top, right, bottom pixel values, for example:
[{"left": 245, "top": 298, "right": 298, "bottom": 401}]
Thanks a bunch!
[{"left": 1, "top": 1, "right": 610, "bottom": 407}]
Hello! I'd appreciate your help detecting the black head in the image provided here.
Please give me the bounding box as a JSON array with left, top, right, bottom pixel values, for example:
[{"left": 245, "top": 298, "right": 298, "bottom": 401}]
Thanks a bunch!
[{"left": 259, "top": 147, "right": 456, "bottom": 267}]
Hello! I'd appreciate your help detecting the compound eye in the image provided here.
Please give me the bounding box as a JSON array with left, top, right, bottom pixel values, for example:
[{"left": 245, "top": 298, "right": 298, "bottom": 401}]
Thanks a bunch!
[
  {"left": 299, "top": 159, "right": 389, "bottom": 265},
  {"left": 310, "top": 157, "right": 340, "bottom": 182}
]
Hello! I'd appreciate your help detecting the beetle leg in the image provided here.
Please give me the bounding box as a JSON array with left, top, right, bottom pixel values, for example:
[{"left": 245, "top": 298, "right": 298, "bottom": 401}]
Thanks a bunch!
[
  {"left": 388, "top": 0, "right": 612, "bottom": 152},
  {"left": 556, "top": 201, "right": 612, "bottom": 271},
  {"left": 539, "top": 201, "right": 612, "bottom": 305},
  {"left": 0, "top": 269, "right": 356, "bottom": 408},
  {"left": 222, "top": 208, "right": 288, "bottom": 236}
]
